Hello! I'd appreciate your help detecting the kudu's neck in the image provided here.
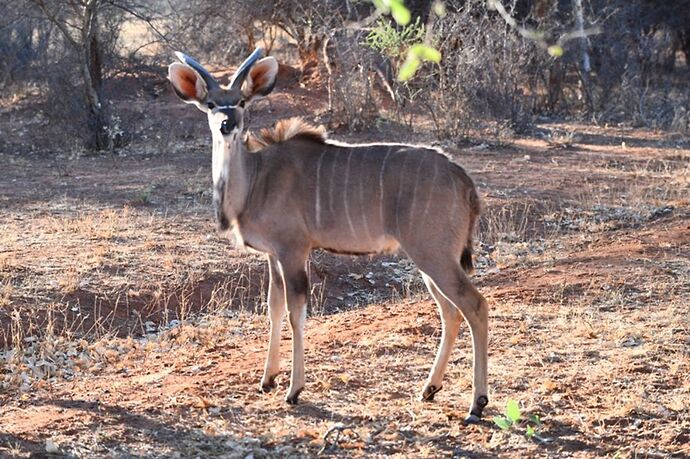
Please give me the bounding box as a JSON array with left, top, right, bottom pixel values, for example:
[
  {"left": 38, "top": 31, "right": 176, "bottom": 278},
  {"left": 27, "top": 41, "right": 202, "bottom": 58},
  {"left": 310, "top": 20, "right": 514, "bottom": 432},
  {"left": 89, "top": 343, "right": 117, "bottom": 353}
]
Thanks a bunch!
[{"left": 212, "top": 130, "right": 257, "bottom": 224}]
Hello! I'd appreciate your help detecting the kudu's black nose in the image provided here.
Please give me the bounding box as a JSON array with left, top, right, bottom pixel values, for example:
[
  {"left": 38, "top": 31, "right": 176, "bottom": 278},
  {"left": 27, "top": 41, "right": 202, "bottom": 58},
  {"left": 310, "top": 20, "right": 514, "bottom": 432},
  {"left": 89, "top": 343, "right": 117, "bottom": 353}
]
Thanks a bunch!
[{"left": 220, "top": 118, "right": 235, "bottom": 136}]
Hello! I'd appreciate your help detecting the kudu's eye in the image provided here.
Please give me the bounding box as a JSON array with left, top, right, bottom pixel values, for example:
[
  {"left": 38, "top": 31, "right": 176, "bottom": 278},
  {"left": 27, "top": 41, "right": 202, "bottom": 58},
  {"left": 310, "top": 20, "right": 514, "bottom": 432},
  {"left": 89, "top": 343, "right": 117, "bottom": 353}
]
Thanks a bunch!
[
  {"left": 220, "top": 118, "right": 235, "bottom": 136},
  {"left": 207, "top": 102, "right": 215, "bottom": 110}
]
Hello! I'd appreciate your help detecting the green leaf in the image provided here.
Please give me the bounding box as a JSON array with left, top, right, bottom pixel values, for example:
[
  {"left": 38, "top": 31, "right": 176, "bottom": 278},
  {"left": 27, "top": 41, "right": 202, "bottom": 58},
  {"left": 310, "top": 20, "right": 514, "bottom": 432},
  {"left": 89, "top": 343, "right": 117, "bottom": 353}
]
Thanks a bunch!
[
  {"left": 506, "top": 399, "right": 521, "bottom": 423},
  {"left": 548, "top": 45, "right": 564, "bottom": 57},
  {"left": 526, "top": 424, "right": 536, "bottom": 438},
  {"left": 493, "top": 416, "right": 512, "bottom": 430},
  {"left": 529, "top": 414, "right": 541, "bottom": 425},
  {"left": 390, "top": 2, "right": 411, "bottom": 25},
  {"left": 522, "top": 29, "right": 544, "bottom": 41},
  {"left": 409, "top": 44, "right": 441, "bottom": 63},
  {"left": 372, "top": 0, "right": 389, "bottom": 14},
  {"left": 373, "top": 0, "right": 411, "bottom": 25},
  {"left": 398, "top": 57, "right": 420, "bottom": 81}
]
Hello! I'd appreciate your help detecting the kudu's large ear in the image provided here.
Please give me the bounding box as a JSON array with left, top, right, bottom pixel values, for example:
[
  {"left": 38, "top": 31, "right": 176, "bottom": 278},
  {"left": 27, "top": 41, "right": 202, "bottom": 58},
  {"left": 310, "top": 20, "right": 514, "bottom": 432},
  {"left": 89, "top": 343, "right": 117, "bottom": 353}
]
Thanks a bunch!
[
  {"left": 242, "top": 57, "right": 278, "bottom": 104},
  {"left": 168, "top": 63, "right": 208, "bottom": 111}
]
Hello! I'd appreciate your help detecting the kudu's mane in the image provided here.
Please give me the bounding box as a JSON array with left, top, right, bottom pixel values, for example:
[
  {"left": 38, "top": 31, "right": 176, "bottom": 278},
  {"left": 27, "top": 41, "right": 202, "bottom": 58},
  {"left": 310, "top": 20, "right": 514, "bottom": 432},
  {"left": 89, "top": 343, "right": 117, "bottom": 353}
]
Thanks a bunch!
[{"left": 244, "top": 117, "right": 326, "bottom": 152}]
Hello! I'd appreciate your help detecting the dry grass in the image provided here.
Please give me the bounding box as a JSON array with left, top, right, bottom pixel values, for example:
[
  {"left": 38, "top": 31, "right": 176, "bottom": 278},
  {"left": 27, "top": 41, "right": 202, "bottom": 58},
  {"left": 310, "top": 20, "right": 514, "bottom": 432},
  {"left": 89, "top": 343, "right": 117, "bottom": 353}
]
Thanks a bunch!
[{"left": 1, "top": 95, "right": 689, "bottom": 457}]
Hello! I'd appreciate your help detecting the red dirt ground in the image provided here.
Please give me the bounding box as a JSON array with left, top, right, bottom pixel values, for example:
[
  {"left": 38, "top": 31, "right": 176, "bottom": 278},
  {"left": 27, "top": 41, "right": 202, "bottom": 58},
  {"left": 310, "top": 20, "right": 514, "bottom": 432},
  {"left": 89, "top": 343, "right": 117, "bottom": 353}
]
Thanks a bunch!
[{"left": 0, "top": 71, "right": 688, "bottom": 457}]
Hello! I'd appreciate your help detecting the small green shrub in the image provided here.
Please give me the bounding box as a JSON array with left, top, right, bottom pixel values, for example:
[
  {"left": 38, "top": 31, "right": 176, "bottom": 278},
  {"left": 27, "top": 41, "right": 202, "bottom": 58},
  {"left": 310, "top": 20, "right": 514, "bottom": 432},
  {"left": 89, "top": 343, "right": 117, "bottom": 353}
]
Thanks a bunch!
[
  {"left": 493, "top": 399, "right": 543, "bottom": 440},
  {"left": 365, "top": 17, "right": 426, "bottom": 62}
]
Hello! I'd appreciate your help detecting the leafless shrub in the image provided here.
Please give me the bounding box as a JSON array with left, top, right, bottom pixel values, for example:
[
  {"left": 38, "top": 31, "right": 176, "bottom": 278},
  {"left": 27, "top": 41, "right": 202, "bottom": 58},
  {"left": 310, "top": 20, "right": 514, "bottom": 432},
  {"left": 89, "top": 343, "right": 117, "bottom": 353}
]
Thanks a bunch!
[
  {"left": 164, "top": 0, "right": 266, "bottom": 65},
  {"left": 0, "top": 3, "right": 52, "bottom": 90},
  {"left": 5, "top": 0, "right": 178, "bottom": 151},
  {"left": 423, "top": 3, "right": 542, "bottom": 139},
  {"left": 323, "top": 27, "right": 386, "bottom": 130},
  {"left": 587, "top": 0, "right": 690, "bottom": 129}
]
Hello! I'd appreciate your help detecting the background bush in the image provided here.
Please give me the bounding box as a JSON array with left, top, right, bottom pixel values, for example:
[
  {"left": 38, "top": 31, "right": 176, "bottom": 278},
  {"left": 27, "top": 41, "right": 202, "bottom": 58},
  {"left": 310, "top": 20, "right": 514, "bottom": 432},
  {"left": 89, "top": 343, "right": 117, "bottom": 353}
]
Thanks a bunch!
[{"left": 1, "top": 0, "right": 688, "bottom": 151}]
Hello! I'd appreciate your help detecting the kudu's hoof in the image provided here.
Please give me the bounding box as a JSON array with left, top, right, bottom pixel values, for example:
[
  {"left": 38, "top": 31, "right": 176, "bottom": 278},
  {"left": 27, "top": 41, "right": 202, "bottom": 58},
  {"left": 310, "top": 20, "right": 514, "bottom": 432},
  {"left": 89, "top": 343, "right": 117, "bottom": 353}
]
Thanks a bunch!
[
  {"left": 285, "top": 388, "right": 303, "bottom": 405},
  {"left": 260, "top": 376, "right": 277, "bottom": 393},
  {"left": 464, "top": 413, "right": 482, "bottom": 424},
  {"left": 421, "top": 384, "right": 442, "bottom": 402},
  {"left": 464, "top": 395, "right": 489, "bottom": 424}
]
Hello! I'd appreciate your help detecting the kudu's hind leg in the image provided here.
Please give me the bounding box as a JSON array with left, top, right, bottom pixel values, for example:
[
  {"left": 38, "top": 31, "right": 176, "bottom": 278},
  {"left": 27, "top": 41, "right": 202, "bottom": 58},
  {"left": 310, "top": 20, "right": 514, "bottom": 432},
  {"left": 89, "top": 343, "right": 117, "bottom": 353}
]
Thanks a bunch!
[
  {"left": 415, "top": 258, "right": 489, "bottom": 423},
  {"left": 420, "top": 272, "right": 463, "bottom": 402},
  {"left": 260, "top": 255, "right": 286, "bottom": 393},
  {"left": 276, "top": 250, "right": 310, "bottom": 405}
]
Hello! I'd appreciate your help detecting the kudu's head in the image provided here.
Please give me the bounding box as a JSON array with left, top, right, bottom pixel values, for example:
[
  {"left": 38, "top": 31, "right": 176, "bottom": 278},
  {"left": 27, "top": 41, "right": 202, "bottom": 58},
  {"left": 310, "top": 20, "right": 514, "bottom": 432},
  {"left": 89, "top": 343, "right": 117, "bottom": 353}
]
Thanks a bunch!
[
  {"left": 168, "top": 48, "right": 278, "bottom": 142},
  {"left": 168, "top": 48, "right": 278, "bottom": 229}
]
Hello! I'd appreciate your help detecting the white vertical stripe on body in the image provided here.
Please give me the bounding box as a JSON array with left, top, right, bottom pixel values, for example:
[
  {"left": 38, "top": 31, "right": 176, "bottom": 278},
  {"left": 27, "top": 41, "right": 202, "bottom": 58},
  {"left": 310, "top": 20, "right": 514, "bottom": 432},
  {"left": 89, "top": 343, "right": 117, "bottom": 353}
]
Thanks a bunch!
[
  {"left": 408, "top": 155, "right": 425, "bottom": 233},
  {"left": 315, "top": 149, "right": 326, "bottom": 229},
  {"left": 328, "top": 150, "right": 338, "bottom": 217},
  {"left": 358, "top": 161, "right": 373, "bottom": 240},
  {"left": 343, "top": 150, "right": 357, "bottom": 237},
  {"left": 378, "top": 147, "right": 395, "bottom": 231},
  {"left": 447, "top": 165, "right": 459, "bottom": 225},
  {"left": 422, "top": 160, "right": 438, "bottom": 221},
  {"left": 395, "top": 150, "right": 411, "bottom": 237}
]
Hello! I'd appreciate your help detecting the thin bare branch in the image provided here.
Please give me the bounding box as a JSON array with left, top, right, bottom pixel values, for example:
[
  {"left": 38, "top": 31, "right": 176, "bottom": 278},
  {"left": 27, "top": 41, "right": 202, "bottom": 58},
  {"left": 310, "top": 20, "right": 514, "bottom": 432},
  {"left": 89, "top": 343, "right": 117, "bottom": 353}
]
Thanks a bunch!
[
  {"left": 32, "top": 0, "right": 79, "bottom": 49},
  {"left": 106, "top": 0, "right": 171, "bottom": 44},
  {"left": 487, "top": 0, "right": 602, "bottom": 49}
]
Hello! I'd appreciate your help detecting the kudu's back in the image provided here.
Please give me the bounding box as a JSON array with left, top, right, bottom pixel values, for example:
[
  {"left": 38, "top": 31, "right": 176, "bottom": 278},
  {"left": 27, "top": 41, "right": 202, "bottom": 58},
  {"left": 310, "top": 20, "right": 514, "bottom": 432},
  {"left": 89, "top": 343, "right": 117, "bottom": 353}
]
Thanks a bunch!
[{"left": 244, "top": 135, "right": 480, "bottom": 269}]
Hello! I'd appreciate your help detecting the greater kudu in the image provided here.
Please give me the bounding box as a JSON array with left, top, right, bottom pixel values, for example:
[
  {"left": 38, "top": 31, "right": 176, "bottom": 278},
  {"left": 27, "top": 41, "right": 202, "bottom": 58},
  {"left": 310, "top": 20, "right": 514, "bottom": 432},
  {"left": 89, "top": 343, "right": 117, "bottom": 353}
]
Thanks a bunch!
[{"left": 168, "top": 49, "right": 489, "bottom": 422}]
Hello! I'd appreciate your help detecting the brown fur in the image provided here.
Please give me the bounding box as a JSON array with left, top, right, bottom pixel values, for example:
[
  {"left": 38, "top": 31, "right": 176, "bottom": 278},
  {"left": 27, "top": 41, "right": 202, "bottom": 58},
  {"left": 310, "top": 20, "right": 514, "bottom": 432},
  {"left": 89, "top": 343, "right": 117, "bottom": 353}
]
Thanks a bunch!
[
  {"left": 244, "top": 117, "right": 326, "bottom": 152},
  {"left": 169, "top": 51, "right": 489, "bottom": 421}
]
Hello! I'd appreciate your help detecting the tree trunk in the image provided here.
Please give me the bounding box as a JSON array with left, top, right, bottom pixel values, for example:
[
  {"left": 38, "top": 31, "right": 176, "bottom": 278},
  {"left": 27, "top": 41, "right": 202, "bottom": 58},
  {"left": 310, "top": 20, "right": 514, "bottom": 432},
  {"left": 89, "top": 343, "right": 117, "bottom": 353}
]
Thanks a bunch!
[
  {"left": 89, "top": 25, "right": 103, "bottom": 92},
  {"left": 573, "top": 0, "right": 593, "bottom": 111},
  {"left": 82, "top": 0, "right": 111, "bottom": 150},
  {"left": 31, "top": 0, "right": 122, "bottom": 150}
]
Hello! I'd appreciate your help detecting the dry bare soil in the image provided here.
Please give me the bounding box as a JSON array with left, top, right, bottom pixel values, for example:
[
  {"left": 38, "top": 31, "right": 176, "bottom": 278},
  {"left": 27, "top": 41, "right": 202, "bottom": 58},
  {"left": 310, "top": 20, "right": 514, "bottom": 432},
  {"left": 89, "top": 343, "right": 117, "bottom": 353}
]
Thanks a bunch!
[{"left": 1, "top": 80, "right": 689, "bottom": 458}]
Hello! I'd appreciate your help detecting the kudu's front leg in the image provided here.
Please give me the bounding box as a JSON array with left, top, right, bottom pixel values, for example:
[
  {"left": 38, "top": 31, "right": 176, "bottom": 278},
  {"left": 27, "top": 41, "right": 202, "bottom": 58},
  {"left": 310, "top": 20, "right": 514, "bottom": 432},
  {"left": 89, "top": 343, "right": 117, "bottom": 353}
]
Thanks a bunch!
[
  {"left": 277, "top": 251, "right": 310, "bottom": 405},
  {"left": 260, "top": 255, "right": 286, "bottom": 392}
]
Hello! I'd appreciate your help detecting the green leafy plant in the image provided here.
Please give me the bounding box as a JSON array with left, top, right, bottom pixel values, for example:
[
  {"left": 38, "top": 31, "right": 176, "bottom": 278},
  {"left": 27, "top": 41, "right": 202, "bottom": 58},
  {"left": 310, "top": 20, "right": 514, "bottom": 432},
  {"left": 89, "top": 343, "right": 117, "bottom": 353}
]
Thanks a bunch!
[
  {"left": 493, "top": 399, "right": 543, "bottom": 439},
  {"left": 370, "top": 0, "right": 442, "bottom": 81},
  {"left": 398, "top": 43, "right": 441, "bottom": 81},
  {"left": 365, "top": 17, "right": 426, "bottom": 60}
]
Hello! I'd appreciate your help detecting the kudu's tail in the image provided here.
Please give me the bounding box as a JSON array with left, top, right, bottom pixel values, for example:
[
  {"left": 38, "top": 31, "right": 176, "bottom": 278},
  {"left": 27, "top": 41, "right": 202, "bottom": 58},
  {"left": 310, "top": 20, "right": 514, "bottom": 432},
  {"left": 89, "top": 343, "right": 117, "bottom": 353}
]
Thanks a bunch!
[{"left": 460, "top": 185, "right": 481, "bottom": 274}]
